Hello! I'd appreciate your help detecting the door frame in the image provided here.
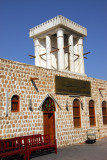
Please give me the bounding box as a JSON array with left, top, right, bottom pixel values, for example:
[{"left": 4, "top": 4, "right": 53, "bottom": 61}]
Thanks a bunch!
[{"left": 43, "top": 111, "right": 56, "bottom": 143}]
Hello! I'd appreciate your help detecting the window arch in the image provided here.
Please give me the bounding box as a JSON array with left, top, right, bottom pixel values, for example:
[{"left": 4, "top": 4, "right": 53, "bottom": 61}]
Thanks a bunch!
[
  {"left": 102, "top": 101, "right": 107, "bottom": 125},
  {"left": 11, "top": 95, "right": 20, "bottom": 112},
  {"left": 89, "top": 100, "right": 96, "bottom": 126},
  {"left": 73, "top": 99, "right": 81, "bottom": 128},
  {"left": 42, "top": 97, "right": 55, "bottom": 111}
]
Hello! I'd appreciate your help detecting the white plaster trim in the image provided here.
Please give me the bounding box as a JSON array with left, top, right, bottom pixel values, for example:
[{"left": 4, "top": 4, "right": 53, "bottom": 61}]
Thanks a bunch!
[
  {"left": 6, "top": 89, "right": 8, "bottom": 117},
  {"left": 38, "top": 93, "right": 61, "bottom": 110},
  {"left": 29, "top": 15, "right": 87, "bottom": 38}
]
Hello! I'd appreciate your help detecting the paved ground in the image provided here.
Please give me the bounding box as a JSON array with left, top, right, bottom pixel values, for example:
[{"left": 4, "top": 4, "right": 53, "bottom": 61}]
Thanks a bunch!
[{"left": 30, "top": 137, "right": 107, "bottom": 160}]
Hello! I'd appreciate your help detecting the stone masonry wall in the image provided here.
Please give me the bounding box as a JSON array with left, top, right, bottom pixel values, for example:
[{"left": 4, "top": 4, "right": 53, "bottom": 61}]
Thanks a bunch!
[{"left": 0, "top": 58, "right": 107, "bottom": 147}]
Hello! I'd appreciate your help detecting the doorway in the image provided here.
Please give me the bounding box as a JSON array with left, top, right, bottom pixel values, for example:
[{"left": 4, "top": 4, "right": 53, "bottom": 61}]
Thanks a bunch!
[{"left": 42, "top": 97, "right": 56, "bottom": 144}]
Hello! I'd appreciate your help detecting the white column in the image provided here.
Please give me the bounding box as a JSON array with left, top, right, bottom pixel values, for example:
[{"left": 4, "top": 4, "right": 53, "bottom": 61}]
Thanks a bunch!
[
  {"left": 33, "top": 38, "right": 41, "bottom": 67},
  {"left": 68, "top": 34, "right": 75, "bottom": 72},
  {"left": 74, "top": 40, "right": 79, "bottom": 73},
  {"left": 78, "top": 37, "right": 85, "bottom": 74},
  {"left": 56, "top": 28, "right": 65, "bottom": 70},
  {"left": 46, "top": 35, "right": 51, "bottom": 69}
]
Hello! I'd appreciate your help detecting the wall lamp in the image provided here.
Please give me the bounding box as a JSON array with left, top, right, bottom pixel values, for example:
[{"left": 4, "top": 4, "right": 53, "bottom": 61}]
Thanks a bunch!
[{"left": 29, "top": 99, "right": 33, "bottom": 112}]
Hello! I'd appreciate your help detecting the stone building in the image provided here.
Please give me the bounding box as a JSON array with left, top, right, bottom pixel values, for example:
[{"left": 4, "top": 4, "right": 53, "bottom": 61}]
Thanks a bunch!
[{"left": 0, "top": 15, "right": 107, "bottom": 147}]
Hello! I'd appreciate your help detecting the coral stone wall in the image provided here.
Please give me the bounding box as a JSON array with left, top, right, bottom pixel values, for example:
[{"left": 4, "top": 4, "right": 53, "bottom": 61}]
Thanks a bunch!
[{"left": 0, "top": 58, "right": 107, "bottom": 147}]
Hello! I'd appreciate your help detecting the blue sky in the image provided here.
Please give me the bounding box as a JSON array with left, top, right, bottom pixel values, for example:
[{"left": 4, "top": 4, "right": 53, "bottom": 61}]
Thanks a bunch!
[{"left": 0, "top": 0, "right": 107, "bottom": 80}]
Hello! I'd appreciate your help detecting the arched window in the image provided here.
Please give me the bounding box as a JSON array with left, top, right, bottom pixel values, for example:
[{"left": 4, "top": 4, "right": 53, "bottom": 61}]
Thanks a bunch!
[
  {"left": 11, "top": 95, "right": 19, "bottom": 112},
  {"left": 73, "top": 99, "right": 81, "bottom": 128},
  {"left": 42, "top": 97, "right": 55, "bottom": 111},
  {"left": 102, "top": 101, "right": 107, "bottom": 125},
  {"left": 89, "top": 100, "right": 96, "bottom": 126}
]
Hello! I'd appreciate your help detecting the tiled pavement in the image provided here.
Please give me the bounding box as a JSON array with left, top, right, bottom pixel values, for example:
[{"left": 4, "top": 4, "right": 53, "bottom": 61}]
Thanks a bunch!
[{"left": 31, "top": 137, "right": 107, "bottom": 160}]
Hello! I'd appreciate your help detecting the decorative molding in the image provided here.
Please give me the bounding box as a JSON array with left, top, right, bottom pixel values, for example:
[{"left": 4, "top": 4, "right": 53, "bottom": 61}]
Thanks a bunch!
[
  {"left": 29, "top": 15, "right": 87, "bottom": 38},
  {"left": 38, "top": 93, "right": 61, "bottom": 110}
]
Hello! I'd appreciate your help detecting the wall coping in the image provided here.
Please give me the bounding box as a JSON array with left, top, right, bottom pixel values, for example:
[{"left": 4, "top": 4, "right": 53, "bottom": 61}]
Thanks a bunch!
[{"left": 29, "top": 15, "right": 87, "bottom": 38}]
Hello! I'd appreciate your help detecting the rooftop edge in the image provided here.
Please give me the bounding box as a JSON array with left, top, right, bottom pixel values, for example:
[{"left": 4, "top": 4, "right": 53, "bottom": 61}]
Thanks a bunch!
[{"left": 29, "top": 15, "right": 87, "bottom": 38}]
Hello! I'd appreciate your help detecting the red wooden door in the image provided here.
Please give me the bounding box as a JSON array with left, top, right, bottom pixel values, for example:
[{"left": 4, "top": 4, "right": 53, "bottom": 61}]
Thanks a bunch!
[{"left": 43, "top": 112, "right": 55, "bottom": 144}]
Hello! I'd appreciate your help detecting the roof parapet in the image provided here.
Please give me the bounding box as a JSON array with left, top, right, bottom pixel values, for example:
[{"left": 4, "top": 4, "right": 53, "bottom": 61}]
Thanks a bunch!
[{"left": 29, "top": 15, "right": 87, "bottom": 38}]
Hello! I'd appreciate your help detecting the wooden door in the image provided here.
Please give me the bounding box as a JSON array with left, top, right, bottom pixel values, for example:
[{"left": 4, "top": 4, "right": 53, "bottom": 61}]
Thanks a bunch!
[{"left": 43, "top": 112, "right": 55, "bottom": 144}]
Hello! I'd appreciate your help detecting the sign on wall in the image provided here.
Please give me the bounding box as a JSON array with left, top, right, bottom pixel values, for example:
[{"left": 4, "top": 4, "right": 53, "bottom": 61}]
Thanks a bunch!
[{"left": 55, "top": 76, "right": 91, "bottom": 97}]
